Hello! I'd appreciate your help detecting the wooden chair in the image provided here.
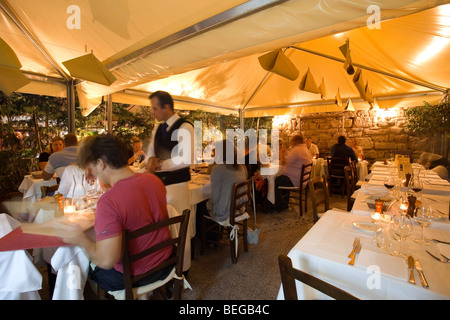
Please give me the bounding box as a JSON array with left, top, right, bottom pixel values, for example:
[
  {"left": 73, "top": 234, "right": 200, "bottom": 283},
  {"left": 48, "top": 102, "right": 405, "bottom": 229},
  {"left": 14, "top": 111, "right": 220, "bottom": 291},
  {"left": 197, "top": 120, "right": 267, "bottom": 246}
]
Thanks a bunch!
[
  {"left": 278, "top": 163, "right": 313, "bottom": 217},
  {"left": 344, "top": 166, "right": 355, "bottom": 212},
  {"left": 308, "top": 175, "right": 330, "bottom": 223},
  {"left": 200, "top": 179, "right": 252, "bottom": 264},
  {"left": 326, "top": 157, "right": 349, "bottom": 197},
  {"left": 40, "top": 184, "right": 59, "bottom": 198},
  {"left": 101, "top": 209, "right": 190, "bottom": 300},
  {"left": 278, "top": 254, "right": 359, "bottom": 300}
]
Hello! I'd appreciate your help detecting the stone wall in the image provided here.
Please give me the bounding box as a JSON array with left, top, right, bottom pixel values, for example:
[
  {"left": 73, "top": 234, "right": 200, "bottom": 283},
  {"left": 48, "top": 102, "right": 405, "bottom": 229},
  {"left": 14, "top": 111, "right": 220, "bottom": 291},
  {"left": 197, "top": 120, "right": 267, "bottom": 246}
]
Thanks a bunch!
[{"left": 276, "top": 109, "right": 433, "bottom": 162}]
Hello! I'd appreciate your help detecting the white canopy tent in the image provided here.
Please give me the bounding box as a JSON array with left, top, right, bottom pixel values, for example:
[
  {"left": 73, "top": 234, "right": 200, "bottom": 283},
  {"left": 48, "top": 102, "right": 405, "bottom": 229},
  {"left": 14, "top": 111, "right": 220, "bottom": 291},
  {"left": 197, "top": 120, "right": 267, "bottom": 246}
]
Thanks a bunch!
[{"left": 0, "top": 0, "right": 448, "bottom": 129}]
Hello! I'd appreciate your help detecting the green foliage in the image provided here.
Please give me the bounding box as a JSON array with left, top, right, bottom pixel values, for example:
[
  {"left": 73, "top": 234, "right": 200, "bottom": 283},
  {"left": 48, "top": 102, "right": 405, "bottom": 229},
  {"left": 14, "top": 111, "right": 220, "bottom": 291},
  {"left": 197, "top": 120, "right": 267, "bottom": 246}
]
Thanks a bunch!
[{"left": 403, "top": 101, "right": 450, "bottom": 137}]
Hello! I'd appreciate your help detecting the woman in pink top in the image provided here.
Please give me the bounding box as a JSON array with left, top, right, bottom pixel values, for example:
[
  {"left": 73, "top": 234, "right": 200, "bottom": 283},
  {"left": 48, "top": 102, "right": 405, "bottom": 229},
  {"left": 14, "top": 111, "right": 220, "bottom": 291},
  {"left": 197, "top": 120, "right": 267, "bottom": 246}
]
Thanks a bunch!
[{"left": 55, "top": 134, "right": 174, "bottom": 292}]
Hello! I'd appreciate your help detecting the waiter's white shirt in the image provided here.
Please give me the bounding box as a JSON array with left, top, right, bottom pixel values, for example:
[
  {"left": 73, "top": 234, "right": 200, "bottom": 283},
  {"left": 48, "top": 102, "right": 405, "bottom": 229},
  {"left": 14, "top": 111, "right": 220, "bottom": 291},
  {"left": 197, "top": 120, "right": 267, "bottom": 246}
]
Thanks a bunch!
[{"left": 145, "top": 113, "right": 194, "bottom": 172}]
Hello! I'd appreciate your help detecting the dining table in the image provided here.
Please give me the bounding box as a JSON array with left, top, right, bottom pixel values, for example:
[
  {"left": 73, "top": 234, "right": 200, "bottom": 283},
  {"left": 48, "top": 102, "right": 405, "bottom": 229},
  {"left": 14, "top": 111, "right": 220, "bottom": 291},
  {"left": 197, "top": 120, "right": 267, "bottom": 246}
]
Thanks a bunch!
[
  {"left": 278, "top": 157, "right": 450, "bottom": 300},
  {"left": 277, "top": 208, "right": 450, "bottom": 300},
  {"left": 18, "top": 175, "right": 58, "bottom": 206}
]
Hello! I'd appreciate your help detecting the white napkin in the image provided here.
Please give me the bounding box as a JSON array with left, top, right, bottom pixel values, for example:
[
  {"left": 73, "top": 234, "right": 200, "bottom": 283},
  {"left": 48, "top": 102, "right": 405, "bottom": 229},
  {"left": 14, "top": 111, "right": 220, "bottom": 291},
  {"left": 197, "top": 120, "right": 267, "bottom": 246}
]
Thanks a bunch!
[
  {"left": 50, "top": 246, "right": 90, "bottom": 300},
  {"left": 356, "top": 249, "right": 408, "bottom": 281},
  {"left": 360, "top": 184, "right": 388, "bottom": 196},
  {"left": 0, "top": 213, "right": 21, "bottom": 238}
]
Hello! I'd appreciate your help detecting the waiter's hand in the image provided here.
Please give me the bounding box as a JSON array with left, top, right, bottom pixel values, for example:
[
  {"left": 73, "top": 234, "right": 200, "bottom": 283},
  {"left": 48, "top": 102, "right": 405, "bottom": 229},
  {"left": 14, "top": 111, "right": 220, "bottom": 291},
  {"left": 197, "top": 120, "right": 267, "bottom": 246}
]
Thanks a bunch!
[{"left": 146, "top": 156, "right": 160, "bottom": 173}]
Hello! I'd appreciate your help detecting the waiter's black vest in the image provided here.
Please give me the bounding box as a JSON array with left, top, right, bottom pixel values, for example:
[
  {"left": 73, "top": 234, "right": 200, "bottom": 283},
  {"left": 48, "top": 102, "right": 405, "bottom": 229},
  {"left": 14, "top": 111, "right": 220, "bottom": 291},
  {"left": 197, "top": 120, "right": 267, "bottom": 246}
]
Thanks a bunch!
[{"left": 154, "top": 118, "right": 193, "bottom": 186}]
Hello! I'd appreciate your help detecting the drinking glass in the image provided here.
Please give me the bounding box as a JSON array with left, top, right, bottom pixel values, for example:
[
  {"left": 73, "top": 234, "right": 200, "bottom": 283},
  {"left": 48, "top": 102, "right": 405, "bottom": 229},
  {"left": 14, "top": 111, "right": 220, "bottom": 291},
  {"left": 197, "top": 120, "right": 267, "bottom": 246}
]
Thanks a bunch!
[
  {"left": 384, "top": 176, "right": 395, "bottom": 198},
  {"left": 413, "top": 204, "right": 433, "bottom": 245},
  {"left": 390, "top": 213, "right": 413, "bottom": 259},
  {"left": 408, "top": 175, "right": 423, "bottom": 200},
  {"left": 374, "top": 225, "right": 393, "bottom": 250}
]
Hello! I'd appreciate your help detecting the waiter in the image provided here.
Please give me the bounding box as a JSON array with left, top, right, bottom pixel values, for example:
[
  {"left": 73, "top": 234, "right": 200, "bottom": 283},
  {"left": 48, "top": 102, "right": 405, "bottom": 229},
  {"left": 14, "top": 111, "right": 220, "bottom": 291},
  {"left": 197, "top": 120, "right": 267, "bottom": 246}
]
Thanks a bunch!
[{"left": 145, "top": 91, "right": 194, "bottom": 271}]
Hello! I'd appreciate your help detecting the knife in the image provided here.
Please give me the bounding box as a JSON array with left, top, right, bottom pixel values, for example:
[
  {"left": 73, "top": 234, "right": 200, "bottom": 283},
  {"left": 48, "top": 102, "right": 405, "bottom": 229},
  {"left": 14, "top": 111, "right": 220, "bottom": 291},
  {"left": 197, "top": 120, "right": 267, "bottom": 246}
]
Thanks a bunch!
[
  {"left": 407, "top": 256, "right": 416, "bottom": 285},
  {"left": 432, "top": 238, "right": 450, "bottom": 245},
  {"left": 414, "top": 259, "right": 429, "bottom": 288}
]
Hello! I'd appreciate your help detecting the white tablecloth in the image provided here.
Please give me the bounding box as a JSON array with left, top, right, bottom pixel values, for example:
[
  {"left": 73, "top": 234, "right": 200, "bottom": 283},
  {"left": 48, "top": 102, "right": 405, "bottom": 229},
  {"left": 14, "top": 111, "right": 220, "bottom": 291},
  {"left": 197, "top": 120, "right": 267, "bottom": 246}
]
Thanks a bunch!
[
  {"left": 18, "top": 175, "right": 58, "bottom": 203},
  {"left": 277, "top": 210, "right": 450, "bottom": 300},
  {"left": 0, "top": 214, "right": 42, "bottom": 300},
  {"left": 31, "top": 208, "right": 90, "bottom": 300}
]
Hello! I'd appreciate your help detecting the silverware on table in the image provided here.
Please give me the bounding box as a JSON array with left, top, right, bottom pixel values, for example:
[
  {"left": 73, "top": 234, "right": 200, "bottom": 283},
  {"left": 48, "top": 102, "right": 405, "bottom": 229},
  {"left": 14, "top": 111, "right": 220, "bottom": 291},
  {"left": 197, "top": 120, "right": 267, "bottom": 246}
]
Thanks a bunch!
[
  {"left": 407, "top": 256, "right": 416, "bottom": 285},
  {"left": 348, "top": 242, "right": 362, "bottom": 266},
  {"left": 348, "top": 237, "right": 360, "bottom": 258},
  {"left": 431, "top": 238, "right": 450, "bottom": 245},
  {"left": 426, "top": 250, "right": 450, "bottom": 263},
  {"left": 414, "top": 258, "right": 429, "bottom": 288}
]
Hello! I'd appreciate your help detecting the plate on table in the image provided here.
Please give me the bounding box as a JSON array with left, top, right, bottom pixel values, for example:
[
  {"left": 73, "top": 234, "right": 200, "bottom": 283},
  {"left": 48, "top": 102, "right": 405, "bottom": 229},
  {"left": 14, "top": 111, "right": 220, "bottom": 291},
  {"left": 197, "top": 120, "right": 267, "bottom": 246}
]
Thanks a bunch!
[{"left": 352, "top": 221, "right": 381, "bottom": 232}]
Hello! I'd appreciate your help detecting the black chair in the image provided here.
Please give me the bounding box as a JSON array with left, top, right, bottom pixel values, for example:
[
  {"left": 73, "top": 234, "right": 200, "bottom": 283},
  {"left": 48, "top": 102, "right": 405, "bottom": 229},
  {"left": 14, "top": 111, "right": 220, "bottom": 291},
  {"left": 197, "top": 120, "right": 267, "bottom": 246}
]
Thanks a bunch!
[
  {"left": 344, "top": 166, "right": 356, "bottom": 212},
  {"left": 326, "top": 157, "right": 350, "bottom": 197},
  {"left": 278, "top": 254, "right": 359, "bottom": 300},
  {"left": 308, "top": 175, "right": 330, "bottom": 223},
  {"left": 278, "top": 163, "right": 313, "bottom": 217}
]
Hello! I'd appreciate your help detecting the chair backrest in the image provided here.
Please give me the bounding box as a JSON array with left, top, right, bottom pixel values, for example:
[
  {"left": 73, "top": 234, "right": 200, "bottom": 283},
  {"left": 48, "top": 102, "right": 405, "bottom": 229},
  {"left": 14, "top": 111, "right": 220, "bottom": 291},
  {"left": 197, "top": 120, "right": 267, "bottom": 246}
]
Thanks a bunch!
[
  {"left": 308, "top": 175, "right": 330, "bottom": 223},
  {"left": 278, "top": 254, "right": 359, "bottom": 300},
  {"left": 230, "top": 179, "right": 252, "bottom": 225},
  {"left": 392, "top": 150, "right": 413, "bottom": 163},
  {"left": 344, "top": 166, "right": 355, "bottom": 211},
  {"left": 300, "top": 163, "right": 313, "bottom": 189},
  {"left": 40, "top": 184, "right": 59, "bottom": 198},
  {"left": 327, "top": 157, "right": 350, "bottom": 176},
  {"left": 350, "top": 160, "right": 358, "bottom": 184},
  {"left": 121, "top": 209, "right": 190, "bottom": 300}
]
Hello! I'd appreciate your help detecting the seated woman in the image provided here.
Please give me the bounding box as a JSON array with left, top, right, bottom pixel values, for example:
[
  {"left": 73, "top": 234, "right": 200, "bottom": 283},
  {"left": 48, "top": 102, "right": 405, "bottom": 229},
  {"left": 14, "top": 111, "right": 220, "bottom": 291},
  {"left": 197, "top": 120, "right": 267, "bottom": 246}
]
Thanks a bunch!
[
  {"left": 54, "top": 134, "right": 175, "bottom": 292},
  {"left": 207, "top": 139, "right": 248, "bottom": 225},
  {"left": 347, "top": 137, "right": 364, "bottom": 161},
  {"left": 38, "top": 137, "right": 64, "bottom": 170},
  {"left": 127, "top": 137, "right": 147, "bottom": 165}
]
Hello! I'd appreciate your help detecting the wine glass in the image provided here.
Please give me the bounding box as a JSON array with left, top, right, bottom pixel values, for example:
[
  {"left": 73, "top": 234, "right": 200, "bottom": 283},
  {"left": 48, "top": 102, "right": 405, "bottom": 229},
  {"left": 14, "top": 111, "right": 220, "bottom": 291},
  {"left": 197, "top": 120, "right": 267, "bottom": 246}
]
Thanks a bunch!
[
  {"left": 413, "top": 204, "right": 433, "bottom": 245},
  {"left": 390, "top": 213, "right": 413, "bottom": 259},
  {"left": 384, "top": 176, "right": 395, "bottom": 198},
  {"left": 408, "top": 175, "right": 423, "bottom": 200}
]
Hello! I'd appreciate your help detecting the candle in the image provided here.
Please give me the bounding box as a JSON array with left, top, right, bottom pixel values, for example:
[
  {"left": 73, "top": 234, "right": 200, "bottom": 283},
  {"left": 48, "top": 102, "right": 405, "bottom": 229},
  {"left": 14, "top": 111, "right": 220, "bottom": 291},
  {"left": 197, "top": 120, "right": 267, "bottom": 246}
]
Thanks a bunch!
[
  {"left": 371, "top": 211, "right": 381, "bottom": 222},
  {"left": 64, "top": 205, "right": 76, "bottom": 215}
]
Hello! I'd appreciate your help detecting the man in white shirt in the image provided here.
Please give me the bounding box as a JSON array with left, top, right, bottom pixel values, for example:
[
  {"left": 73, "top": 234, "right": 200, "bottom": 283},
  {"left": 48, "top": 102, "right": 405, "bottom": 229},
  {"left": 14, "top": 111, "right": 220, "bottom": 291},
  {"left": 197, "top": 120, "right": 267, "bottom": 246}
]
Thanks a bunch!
[
  {"left": 43, "top": 134, "right": 78, "bottom": 180},
  {"left": 145, "top": 91, "right": 194, "bottom": 272},
  {"left": 305, "top": 137, "right": 319, "bottom": 158}
]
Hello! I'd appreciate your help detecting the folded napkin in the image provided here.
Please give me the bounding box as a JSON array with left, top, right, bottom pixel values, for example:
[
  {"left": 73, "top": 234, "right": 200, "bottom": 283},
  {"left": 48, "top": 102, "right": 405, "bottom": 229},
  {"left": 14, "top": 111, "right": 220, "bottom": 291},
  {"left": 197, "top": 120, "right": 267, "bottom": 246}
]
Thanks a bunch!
[
  {"left": 360, "top": 184, "right": 388, "bottom": 196},
  {"left": 356, "top": 249, "right": 408, "bottom": 281},
  {"left": 0, "top": 214, "right": 21, "bottom": 238}
]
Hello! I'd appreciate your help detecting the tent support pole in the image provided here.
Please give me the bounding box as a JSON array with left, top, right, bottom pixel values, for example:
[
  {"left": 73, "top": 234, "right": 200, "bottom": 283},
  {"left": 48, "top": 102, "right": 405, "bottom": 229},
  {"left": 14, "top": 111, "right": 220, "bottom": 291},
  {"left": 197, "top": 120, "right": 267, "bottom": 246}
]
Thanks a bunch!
[
  {"left": 289, "top": 46, "right": 447, "bottom": 93},
  {"left": 245, "top": 91, "right": 444, "bottom": 113},
  {"left": 242, "top": 48, "right": 289, "bottom": 111},
  {"left": 239, "top": 109, "right": 244, "bottom": 130},
  {"left": 107, "top": 0, "right": 288, "bottom": 71},
  {"left": 66, "top": 79, "right": 76, "bottom": 134},
  {"left": 107, "top": 95, "right": 113, "bottom": 134}
]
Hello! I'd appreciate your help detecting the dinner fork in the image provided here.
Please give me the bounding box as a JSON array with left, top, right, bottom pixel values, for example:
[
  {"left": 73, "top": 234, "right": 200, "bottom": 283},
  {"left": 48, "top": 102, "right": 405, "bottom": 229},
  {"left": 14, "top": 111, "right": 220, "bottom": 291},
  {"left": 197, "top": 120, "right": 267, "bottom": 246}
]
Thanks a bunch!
[
  {"left": 348, "top": 238, "right": 360, "bottom": 258},
  {"left": 348, "top": 243, "right": 362, "bottom": 266},
  {"left": 426, "top": 250, "right": 450, "bottom": 263}
]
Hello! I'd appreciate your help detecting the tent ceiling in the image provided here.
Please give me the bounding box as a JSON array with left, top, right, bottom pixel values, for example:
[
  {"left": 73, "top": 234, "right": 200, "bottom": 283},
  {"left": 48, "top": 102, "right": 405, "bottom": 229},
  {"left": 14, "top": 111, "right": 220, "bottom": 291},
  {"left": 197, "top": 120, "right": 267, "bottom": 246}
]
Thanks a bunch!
[{"left": 0, "top": 0, "right": 448, "bottom": 116}]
